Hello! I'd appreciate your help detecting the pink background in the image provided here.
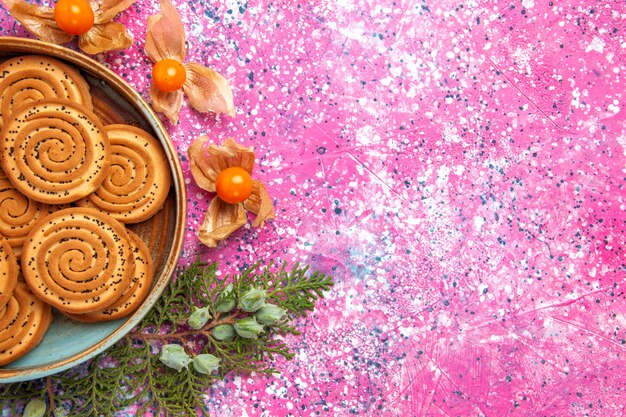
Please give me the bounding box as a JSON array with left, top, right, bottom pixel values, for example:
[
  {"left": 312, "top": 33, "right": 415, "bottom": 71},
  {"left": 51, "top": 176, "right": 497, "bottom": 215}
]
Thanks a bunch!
[{"left": 1, "top": 0, "right": 626, "bottom": 415}]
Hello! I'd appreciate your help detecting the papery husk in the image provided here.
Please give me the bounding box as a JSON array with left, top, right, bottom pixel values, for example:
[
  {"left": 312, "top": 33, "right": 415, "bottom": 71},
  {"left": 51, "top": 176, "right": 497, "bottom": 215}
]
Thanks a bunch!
[
  {"left": 79, "top": 22, "right": 133, "bottom": 55},
  {"left": 188, "top": 137, "right": 255, "bottom": 193},
  {"left": 94, "top": 0, "right": 136, "bottom": 24},
  {"left": 198, "top": 198, "right": 247, "bottom": 248},
  {"left": 187, "top": 136, "right": 216, "bottom": 191},
  {"left": 183, "top": 63, "right": 235, "bottom": 117},
  {"left": 243, "top": 181, "right": 275, "bottom": 227},
  {"left": 144, "top": 0, "right": 186, "bottom": 62},
  {"left": 149, "top": 84, "right": 183, "bottom": 124},
  {"left": 7, "top": 0, "right": 134, "bottom": 54},
  {"left": 6, "top": 2, "right": 74, "bottom": 45}
]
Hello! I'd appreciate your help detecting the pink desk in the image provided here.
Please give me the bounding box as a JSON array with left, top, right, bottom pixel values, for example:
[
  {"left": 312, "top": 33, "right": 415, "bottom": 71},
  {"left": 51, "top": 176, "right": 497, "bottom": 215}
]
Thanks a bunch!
[{"left": 1, "top": 0, "right": 625, "bottom": 415}]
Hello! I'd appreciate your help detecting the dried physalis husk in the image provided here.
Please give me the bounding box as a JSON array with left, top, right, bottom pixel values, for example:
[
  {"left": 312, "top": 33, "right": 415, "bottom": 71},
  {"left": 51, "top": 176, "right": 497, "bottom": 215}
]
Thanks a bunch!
[
  {"left": 188, "top": 137, "right": 255, "bottom": 193},
  {"left": 5, "top": 0, "right": 135, "bottom": 54},
  {"left": 197, "top": 197, "right": 247, "bottom": 248},
  {"left": 145, "top": 0, "right": 235, "bottom": 123},
  {"left": 182, "top": 63, "right": 235, "bottom": 117},
  {"left": 244, "top": 181, "right": 275, "bottom": 228},
  {"left": 187, "top": 137, "right": 275, "bottom": 248}
]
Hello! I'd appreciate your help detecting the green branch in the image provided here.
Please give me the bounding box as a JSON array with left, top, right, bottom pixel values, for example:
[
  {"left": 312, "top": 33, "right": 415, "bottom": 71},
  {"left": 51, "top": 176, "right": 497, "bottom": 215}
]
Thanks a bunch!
[{"left": 0, "top": 260, "right": 334, "bottom": 417}]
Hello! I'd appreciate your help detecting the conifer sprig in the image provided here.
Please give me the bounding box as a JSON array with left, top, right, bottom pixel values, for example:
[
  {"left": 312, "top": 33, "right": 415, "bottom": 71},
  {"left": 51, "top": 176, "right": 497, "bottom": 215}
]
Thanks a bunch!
[{"left": 0, "top": 260, "right": 334, "bottom": 417}]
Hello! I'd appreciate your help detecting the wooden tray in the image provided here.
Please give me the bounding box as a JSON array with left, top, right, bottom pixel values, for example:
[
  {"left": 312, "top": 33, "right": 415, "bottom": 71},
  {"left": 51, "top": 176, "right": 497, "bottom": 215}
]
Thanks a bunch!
[{"left": 0, "top": 37, "right": 186, "bottom": 383}]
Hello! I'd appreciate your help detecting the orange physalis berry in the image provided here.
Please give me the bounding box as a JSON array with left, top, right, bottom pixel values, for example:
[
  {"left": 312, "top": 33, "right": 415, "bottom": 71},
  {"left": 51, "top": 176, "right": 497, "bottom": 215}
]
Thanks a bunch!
[
  {"left": 215, "top": 167, "right": 253, "bottom": 204},
  {"left": 53, "top": 0, "right": 95, "bottom": 36},
  {"left": 152, "top": 59, "right": 187, "bottom": 92}
]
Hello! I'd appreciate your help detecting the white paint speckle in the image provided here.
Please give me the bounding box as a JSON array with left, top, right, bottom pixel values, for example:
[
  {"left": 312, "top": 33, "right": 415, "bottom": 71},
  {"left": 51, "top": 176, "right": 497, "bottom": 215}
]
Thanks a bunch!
[
  {"left": 474, "top": 216, "right": 486, "bottom": 230},
  {"left": 585, "top": 36, "right": 606, "bottom": 54},
  {"left": 608, "top": 100, "right": 620, "bottom": 114},
  {"left": 436, "top": 165, "right": 451, "bottom": 186}
]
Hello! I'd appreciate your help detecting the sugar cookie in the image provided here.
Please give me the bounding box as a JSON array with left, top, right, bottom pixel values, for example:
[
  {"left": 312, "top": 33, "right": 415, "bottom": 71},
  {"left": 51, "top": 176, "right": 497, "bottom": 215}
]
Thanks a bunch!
[
  {"left": 0, "top": 281, "right": 52, "bottom": 366},
  {"left": 66, "top": 230, "right": 154, "bottom": 322},
  {"left": 0, "top": 236, "right": 18, "bottom": 311},
  {"left": 0, "top": 55, "right": 92, "bottom": 129},
  {"left": 0, "top": 169, "right": 63, "bottom": 257},
  {"left": 0, "top": 98, "right": 110, "bottom": 204},
  {"left": 21, "top": 207, "right": 134, "bottom": 314},
  {"left": 76, "top": 124, "right": 171, "bottom": 223}
]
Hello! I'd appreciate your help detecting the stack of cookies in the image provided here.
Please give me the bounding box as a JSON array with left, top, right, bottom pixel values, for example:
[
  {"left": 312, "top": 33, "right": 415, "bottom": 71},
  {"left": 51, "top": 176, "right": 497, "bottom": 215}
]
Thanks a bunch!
[{"left": 0, "top": 54, "right": 172, "bottom": 366}]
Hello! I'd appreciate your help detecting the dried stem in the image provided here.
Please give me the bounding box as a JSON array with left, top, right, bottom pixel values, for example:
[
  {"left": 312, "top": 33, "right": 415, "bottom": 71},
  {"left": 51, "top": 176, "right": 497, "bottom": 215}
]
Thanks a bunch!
[{"left": 46, "top": 377, "right": 56, "bottom": 412}]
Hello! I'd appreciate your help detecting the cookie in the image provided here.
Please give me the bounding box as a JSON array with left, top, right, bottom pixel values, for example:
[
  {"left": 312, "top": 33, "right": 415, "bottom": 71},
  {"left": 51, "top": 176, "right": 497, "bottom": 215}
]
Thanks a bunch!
[
  {"left": 76, "top": 124, "right": 171, "bottom": 223},
  {"left": 0, "top": 281, "right": 53, "bottom": 366},
  {"left": 66, "top": 230, "right": 154, "bottom": 323},
  {"left": 0, "top": 169, "right": 62, "bottom": 258},
  {"left": 0, "top": 55, "right": 92, "bottom": 130},
  {"left": 0, "top": 98, "right": 111, "bottom": 204},
  {"left": 0, "top": 236, "right": 18, "bottom": 311},
  {"left": 21, "top": 207, "right": 134, "bottom": 315}
]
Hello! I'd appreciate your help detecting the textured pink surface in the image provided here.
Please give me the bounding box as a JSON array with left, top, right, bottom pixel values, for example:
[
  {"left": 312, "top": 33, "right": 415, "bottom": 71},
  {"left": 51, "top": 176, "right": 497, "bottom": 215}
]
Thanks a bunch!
[{"left": 1, "top": 0, "right": 626, "bottom": 415}]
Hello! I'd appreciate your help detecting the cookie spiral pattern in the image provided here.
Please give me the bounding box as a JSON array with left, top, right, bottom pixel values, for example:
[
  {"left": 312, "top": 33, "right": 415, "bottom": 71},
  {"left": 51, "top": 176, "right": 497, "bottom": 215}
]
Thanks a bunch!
[
  {"left": 76, "top": 124, "right": 171, "bottom": 223},
  {"left": 0, "top": 236, "right": 18, "bottom": 311},
  {"left": 0, "top": 55, "right": 92, "bottom": 129},
  {"left": 67, "top": 230, "right": 154, "bottom": 323},
  {"left": 0, "top": 169, "right": 58, "bottom": 257},
  {"left": 21, "top": 207, "right": 134, "bottom": 314},
  {"left": 0, "top": 99, "right": 111, "bottom": 204},
  {"left": 0, "top": 281, "right": 52, "bottom": 366}
]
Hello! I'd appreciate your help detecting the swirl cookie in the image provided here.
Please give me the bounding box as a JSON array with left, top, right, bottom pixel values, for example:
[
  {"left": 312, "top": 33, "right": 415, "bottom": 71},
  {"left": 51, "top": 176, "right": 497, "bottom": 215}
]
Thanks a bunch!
[
  {"left": 0, "top": 55, "right": 92, "bottom": 129},
  {"left": 66, "top": 230, "right": 154, "bottom": 323},
  {"left": 0, "top": 169, "right": 61, "bottom": 258},
  {"left": 76, "top": 124, "right": 171, "bottom": 223},
  {"left": 0, "top": 281, "right": 53, "bottom": 366},
  {"left": 0, "top": 98, "right": 111, "bottom": 204},
  {"left": 0, "top": 236, "right": 18, "bottom": 311},
  {"left": 21, "top": 207, "right": 134, "bottom": 315}
]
